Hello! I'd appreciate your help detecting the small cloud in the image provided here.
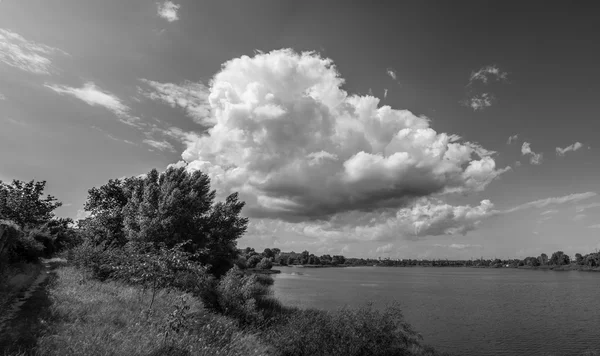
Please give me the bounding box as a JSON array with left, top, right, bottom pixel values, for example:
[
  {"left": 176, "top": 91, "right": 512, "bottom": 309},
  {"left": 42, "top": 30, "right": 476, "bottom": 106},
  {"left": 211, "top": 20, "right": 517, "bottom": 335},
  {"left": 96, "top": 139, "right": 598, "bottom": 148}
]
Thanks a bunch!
[
  {"left": 0, "top": 92, "right": 5, "bottom": 100},
  {"left": 376, "top": 243, "right": 394, "bottom": 254},
  {"left": 540, "top": 209, "right": 559, "bottom": 215},
  {"left": 433, "top": 243, "right": 482, "bottom": 250},
  {"left": 0, "top": 28, "right": 68, "bottom": 75},
  {"left": 3, "top": 117, "right": 30, "bottom": 127},
  {"left": 576, "top": 202, "right": 600, "bottom": 213},
  {"left": 465, "top": 93, "right": 495, "bottom": 111},
  {"left": 469, "top": 65, "right": 508, "bottom": 85},
  {"left": 515, "top": 161, "right": 522, "bottom": 167},
  {"left": 386, "top": 68, "right": 397, "bottom": 80},
  {"left": 572, "top": 214, "right": 587, "bottom": 222},
  {"left": 507, "top": 134, "right": 518, "bottom": 145},
  {"left": 75, "top": 209, "right": 91, "bottom": 221},
  {"left": 46, "top": 82, "right": 128, "bottom": 117},
  {"left": 556, "top": 142, "right": 583, "bottom": 156},
  {"left": 503, "top": 192, "right": 597, "bottom": 213},
  {"left": 138, "top": 79, "right": 211, "bottom": 125},
  {"left": 588, "top": 224, "right": 600, "bottom": 229},
  {"left": 521, "top": 142, "right": 543, "bottom": 165},
  {"left": 383, "top": 88, "right": 388, "bottom": 99},
  {"left": 143, "top": 138, "right": 176, "bottom": 152},
  {"left": 157, "top": 1, "right": 180, "bottom": 22}
]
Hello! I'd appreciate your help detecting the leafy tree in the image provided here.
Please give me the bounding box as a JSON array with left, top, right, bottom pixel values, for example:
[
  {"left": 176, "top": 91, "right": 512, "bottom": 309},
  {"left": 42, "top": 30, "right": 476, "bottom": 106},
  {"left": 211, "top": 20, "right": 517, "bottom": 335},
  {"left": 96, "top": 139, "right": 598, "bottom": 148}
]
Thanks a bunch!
[
  {"left": 538, "top": 253, "right": 548, "bottom": 266},
  {"left": 550, "top": 251, "right": 570, "bottom": 266},
  {"left": 271, "top": 248, "right": 281, "bottom": 256},
  {"left": 575, "top": 253, "right": 584, "bottom": 265},
  {"left": 83, "top": 167, "right": 249, "bottom": 277},
  {"left": 257, "top": 257, "right": 273, "bottom": 270},
  {"left": 247, "top": 254, "right": 262, "bottom": 268},
  {"left": 0, "top": 180, "right": 62, "bottom": 228},
  {"left": 263, "top": 248, "right": 274, "bottom": 259}
]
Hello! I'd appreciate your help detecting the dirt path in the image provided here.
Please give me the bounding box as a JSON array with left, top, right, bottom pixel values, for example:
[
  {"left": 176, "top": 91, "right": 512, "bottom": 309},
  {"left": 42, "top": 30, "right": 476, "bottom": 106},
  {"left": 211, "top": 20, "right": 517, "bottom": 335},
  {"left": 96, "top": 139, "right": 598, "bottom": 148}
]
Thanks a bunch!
[{"left": 0, "top": 259, "right": 63, "bottom": 354}]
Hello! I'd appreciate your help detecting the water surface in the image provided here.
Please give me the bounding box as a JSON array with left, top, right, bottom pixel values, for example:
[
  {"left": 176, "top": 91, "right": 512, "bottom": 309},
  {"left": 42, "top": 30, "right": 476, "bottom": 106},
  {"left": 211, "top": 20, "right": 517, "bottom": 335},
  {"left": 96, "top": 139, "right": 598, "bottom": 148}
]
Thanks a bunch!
[{"left": 273, "top": 266, "right": 600, "bottom": 356}]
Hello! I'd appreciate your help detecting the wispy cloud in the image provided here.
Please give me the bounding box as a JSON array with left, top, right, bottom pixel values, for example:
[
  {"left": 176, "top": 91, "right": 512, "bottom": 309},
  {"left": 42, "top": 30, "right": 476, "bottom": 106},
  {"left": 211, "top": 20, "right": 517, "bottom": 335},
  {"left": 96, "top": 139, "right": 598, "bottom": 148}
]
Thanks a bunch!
[
  {"left": 138, "top": 79, "right": 211, "bottom": 125},
  {"left": 588, "top": 224, "right": 600, "bottom": 229},
  {"left": 469, "top": 65, "right": 508, "bottom": 85},
  {"left": 575, "top": 202, "right": 600, "bottom": 213},
  {"left": 46, "top": 82, "right": 129, "bottom": 116},
  {"left": 503, "top": 192, "right": 597, "bottom": 213},
  {"left": 0, "top": 28, "right": 67, "bottom": 75},
  {"left": 143, "top": 139, "right": 176, "bottom": 152},
  {"left": 376, "top": 243, "right": 394, "bottom": 254},
  {"left": 465, "top": 93, "right": 495, "bottom": 111},
  {"left": 521, "top": 142, "right": 543, "bottom": 165},
  {"left": 386, "top": 68, "right": 397, "bottom": 80},
  {"left": 540, "top": 209, "right": 559, "bottom": 215},
  {"left": 556, "top": 142, "right": 583, "bottom": 156},
  {"left": 572, "top": 214, "right": 587, "bottom": 222},
  {"left": 434, "top": 243, "right": 482, "bottom": 250},
  {"left": 157, "top": 1, "right": 180, "bottom": 22},
  {"left": 0, "top": 92, "right": 5, "bottom": 100},
  {"left": 383, "top": 88, "right": 388, "bottom": 99},
  {"left": 507, "top": 134, "right": 518, "bottom": 145}
]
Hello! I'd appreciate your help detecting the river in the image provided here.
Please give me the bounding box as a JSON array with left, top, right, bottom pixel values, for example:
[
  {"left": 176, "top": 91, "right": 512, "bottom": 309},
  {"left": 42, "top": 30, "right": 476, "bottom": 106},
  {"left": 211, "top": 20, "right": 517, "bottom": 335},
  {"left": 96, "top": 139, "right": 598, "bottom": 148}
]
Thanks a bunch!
[{"left": 272, "top": 266, "right": 600, "bottom": 356}]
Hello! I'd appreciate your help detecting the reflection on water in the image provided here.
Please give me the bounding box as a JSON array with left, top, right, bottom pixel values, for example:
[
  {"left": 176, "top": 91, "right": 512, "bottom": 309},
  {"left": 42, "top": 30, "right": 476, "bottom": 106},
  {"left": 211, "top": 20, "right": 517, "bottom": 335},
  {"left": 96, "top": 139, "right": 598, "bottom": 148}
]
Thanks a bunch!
[{"left": 273, "top": 266, "right": 600, "bottom": 356}]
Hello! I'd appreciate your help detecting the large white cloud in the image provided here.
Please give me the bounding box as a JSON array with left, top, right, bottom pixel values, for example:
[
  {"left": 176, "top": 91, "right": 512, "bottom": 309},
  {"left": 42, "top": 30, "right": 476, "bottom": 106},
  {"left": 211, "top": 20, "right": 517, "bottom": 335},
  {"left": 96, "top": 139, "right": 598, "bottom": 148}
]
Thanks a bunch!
[{"left": 180, "top": 49, "right": 509, "bottom": 221}]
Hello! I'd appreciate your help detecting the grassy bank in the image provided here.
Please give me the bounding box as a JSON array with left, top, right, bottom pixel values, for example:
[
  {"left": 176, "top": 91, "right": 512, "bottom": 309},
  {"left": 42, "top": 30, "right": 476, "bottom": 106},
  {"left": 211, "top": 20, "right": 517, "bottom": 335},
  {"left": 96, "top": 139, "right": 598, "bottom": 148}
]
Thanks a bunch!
[
  {"left": 33, "top": 266, "right": 271, "bottom": 356},
  {"left": 8, "top": 263, "right": 451, "bottom": 356}
]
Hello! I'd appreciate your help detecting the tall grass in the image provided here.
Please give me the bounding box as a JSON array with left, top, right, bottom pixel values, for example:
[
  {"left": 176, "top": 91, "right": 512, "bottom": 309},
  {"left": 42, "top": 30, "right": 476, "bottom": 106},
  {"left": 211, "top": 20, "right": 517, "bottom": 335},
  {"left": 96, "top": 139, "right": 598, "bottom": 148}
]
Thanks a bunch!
[{"left": 35, "top": 266, "right": 273, "bottom": 356}]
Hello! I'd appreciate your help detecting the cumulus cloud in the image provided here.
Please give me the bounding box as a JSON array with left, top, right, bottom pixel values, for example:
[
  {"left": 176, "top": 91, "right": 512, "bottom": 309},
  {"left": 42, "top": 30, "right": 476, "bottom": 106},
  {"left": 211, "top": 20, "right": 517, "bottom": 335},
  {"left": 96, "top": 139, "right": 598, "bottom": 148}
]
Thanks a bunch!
[
  {"left": 469, "top": 65, "right": 508, "bottom": 85},
  {"left": 465, "top": 93, "right": 495, "bottom": 111},
  {"left": 179, "top": 49, "right": 509, "bottom": 222},
  {"left": 556, "top": 142, "right": 583, "bottom": 156},
  {"left": 157, "top": 1, "right": 180, "bottom": 22},
  {"left": 376, "top": 243, "right": 394, "bottom": 254},
  {"left": 386, "top": 68, "right": 397, "bottom": 80},
  {"left": 507, "top": 134, "right": 518, "bottom": 145},
  {"left": 138, "top": 79, "right": 211, "bottom": 125},
  {"left": 521, "top": 142, "right": 543, "bottom": 165},
  {"left": 0, "top": 28, "right": 67, "bottom": 75}
]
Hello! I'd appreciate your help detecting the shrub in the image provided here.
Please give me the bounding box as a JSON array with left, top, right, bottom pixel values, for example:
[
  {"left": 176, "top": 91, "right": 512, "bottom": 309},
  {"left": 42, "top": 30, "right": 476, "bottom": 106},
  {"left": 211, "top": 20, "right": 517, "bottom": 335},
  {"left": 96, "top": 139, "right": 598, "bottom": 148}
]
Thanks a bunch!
[
  {"left": 257, "top": 257, "right": 273, "bottom": 270},
  {"left": 264, "top": 302, "right": 446, "bottom": 356}
]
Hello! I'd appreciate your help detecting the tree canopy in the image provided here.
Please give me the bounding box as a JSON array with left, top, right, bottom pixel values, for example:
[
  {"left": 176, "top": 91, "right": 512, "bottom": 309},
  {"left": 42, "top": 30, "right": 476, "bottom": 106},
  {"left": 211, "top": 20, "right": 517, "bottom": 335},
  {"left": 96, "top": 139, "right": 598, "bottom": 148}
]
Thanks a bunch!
[{"left": 0, "top": 179, "right": 62, "bottom": 228}]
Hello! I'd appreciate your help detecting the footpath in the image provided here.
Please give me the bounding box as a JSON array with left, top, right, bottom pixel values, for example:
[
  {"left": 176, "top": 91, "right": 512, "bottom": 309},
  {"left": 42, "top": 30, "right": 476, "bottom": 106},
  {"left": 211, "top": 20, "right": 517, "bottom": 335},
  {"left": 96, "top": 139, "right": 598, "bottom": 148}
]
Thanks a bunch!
[{"left": 0, "top": 258, "right": 64, "bottom": 354}]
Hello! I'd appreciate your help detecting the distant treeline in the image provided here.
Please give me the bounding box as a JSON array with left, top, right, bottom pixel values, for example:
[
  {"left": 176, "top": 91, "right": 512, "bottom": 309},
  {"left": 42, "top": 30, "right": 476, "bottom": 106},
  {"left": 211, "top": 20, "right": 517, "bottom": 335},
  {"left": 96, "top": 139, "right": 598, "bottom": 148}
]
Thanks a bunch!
[{"left": 240, "top": 247, "right": 600, "bottom": 269}]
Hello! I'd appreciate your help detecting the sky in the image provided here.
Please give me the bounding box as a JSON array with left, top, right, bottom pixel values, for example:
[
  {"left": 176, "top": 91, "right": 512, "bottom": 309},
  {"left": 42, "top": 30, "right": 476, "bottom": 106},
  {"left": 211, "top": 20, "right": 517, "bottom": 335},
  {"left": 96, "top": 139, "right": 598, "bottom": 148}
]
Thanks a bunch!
[{"left": 1, "top": 0, "right": 599, "bottom": 259}]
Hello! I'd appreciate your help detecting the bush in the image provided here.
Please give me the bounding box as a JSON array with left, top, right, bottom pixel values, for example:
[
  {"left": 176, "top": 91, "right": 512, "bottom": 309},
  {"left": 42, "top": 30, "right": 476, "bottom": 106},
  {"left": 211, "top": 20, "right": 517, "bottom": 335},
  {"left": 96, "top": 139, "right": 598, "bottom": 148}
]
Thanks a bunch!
[
  {"left": 257, "top": 257, "right": 273, "bottom": 270},
  {"left": 264, "top": 302, "right": 447, "bottom": 356}
]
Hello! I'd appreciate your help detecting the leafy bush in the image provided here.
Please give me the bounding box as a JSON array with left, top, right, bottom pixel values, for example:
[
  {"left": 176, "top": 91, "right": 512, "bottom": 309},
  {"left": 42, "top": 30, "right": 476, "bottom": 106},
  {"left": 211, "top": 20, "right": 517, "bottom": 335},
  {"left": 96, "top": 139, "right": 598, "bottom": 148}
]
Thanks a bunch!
[
  {"left": 264, "top": 302, "right": 447, "bottom": 356},
  {"left": 257, "top": 257, "right": 273, "bottom": 270}
]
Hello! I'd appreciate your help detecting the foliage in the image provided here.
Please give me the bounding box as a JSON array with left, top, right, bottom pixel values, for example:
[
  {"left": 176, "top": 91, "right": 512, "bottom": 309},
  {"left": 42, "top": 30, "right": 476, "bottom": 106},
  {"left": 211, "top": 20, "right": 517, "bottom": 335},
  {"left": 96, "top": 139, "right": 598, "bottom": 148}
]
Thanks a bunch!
[
  {"left": 550, "top": 251, "right": 570, "bottom": 266},
  {"left": 264, "top": 302, "right": 448, "bottom": 356},
  {"left": 0, "top": 179, "right": 62, "bottom": 228},
  {"left": 36, "top": 266, "right": 273, "bottom": 356},
  {"left": 81, "top": 167, "right": 249, "bottom": 277},
  {"left": 257, "top": 257, "right": 273, "bottom": 270}
]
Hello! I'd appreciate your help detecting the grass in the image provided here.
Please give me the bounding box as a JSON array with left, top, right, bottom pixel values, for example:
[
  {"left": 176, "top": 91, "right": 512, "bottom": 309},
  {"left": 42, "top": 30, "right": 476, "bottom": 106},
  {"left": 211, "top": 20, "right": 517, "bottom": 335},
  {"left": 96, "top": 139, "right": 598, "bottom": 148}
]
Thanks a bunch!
[{"left": 30, "top": 266, "right": 273, "bottom": 356}]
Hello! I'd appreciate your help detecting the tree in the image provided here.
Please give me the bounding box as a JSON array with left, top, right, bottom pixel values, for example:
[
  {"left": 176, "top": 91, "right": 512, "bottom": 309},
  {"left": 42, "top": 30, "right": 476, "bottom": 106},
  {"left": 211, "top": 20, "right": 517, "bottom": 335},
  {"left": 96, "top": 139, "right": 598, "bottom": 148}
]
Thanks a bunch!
[
  {"left": 538, "top": 253, "right": 548, "bottom": 266},
  {"left": 575, "top": 253, "right": 584, "bottom": 265},
  {"left": 263, "top": 248, "right": 274, "bottom": 259},
  {"left": 256, "top": 257, "right": 273, "bottom": 270},
  {"left": 550, "top": 251, "right": 570, "bottom": 266},
  {"left": 0, "top": 180, "right": 62, "bottom": 228},
  {"left": 83, "top": 167, "right": 249, "bottom": 277},
  {"left": 247, "top": 254, "right": 262, "bottom": 268}
]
